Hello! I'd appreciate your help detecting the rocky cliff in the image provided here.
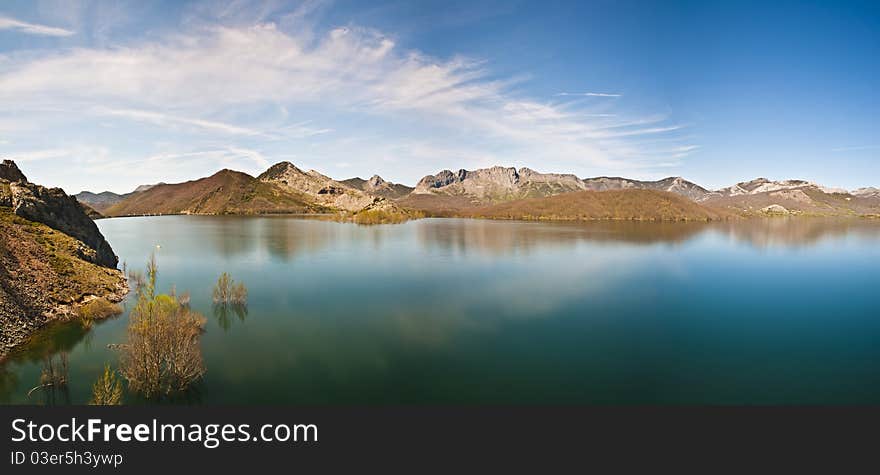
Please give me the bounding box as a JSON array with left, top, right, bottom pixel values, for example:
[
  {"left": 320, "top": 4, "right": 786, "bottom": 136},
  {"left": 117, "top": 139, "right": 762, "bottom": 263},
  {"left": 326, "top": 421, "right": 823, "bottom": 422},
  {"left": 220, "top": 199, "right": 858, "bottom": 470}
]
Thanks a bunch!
[
  {"left": 413, "top": 166, "right": 588, "bottom": 204},
  {"left": 1, "top": 161, "right": 117, "bottom": 268},
  {"left": 0, "top": 160, "right": 126, "bottom": 358}
]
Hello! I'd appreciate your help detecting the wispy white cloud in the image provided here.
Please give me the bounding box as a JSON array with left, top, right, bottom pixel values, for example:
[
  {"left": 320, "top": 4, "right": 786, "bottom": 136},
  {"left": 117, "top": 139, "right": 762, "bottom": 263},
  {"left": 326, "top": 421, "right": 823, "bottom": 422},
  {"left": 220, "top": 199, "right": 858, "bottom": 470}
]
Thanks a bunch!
[
  {"left": 555, "top": 92, "right": 622, "bottom": 98},
  {"left": 274, "top": 121, "right": 333, "bottom": 139},
  {"left": 94, "top": 107, "right": 273, "bottom": 137},
  {"left": 0, "top": 5, "right": 696, "bottom": 190},
  {"left": 0, "top": 15, "right": 74, "bottom": 37},
  {"left": 3, "top": 148, "right": 71, "bottom": 162}
]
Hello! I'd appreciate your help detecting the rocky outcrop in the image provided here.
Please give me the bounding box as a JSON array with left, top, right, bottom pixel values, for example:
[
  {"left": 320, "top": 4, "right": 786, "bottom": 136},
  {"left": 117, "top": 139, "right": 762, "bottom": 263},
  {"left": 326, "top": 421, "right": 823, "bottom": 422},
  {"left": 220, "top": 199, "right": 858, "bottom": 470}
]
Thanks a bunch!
[
  {"left": 584, "top": 176, "right": 711, "bottom": 201},
  {"left": 341, "top": 175, "right": 414, "bottom": 199},
  {"left": 413, "top": 166, "right": 710, "bottom": 205},
  {"left": 413, "top": 166, "right": 587, "bottom": 204},
  {"left": 259, "top": 161, "right": 374, "bottom": 212},
  {"left": 1, "top": 160, "right": 127, "bottom": 358},
  {"left": 0, "top": 209, "right": 127, "bottom": 359},
  {"left": 761, "top": 204, "right": 790, "bottom": 215},
  {"left": 1, "top": 161, "right": 118, "bottom": 268},
  {"left": 0, "top": 160, "right": 27, "bottom": 183}
]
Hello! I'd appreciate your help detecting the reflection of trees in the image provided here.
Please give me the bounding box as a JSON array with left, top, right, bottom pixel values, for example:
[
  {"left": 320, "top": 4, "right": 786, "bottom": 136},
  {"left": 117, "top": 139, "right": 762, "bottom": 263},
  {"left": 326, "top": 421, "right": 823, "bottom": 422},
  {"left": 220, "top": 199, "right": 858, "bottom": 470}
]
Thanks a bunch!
[
  {"left": 5, "top": 321, "right": 90, "bottom": 365},
  {"left": 260, "top": 217, "right": 337, "bottom": 261},
  {"left": 0, "top": 366, "right": 17, "bottom": 404},
  {"left": 416, "top": 218, "right": 880, "bottom": 255},
  {"left": 28, "top": 353, "right": 71, "bottom": 405},
  {"left": 212, "top": 303, "right": 248, "bottom": 332},
  {"left": 714, "top": 218, "right": 880, "bottom": 249},
  {"left": 203, "top": 216, "right": 257, "bottom": 258},
  {"left": 417, "top": 219, "right": 711, "bottom": 256},
  {"left": 0, "top": 319, "right": 95, "bottom": 403}
]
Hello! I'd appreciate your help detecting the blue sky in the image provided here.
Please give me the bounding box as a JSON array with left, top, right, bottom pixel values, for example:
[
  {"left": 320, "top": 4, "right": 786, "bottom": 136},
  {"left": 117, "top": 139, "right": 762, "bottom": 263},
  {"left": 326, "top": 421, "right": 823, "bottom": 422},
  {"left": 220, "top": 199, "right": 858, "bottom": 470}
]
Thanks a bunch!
[{"left": 0, "top": 0, "right": 877, "bottom": 193}]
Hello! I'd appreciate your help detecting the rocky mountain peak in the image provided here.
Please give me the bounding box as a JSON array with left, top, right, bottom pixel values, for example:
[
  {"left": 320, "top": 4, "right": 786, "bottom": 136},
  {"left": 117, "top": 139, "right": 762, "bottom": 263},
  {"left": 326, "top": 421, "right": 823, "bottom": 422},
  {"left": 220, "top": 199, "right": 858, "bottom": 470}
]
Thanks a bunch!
[
  {"left": 367, "top": 175, "right": 388, "bottom": 188},
  {"left": 258, "top": 161, "right": 306, "bottom": 181},
  {"left": 0, "top": 159, "right": 28, "bottom": 183},
  {"left": 257, "top": 161, "right": 373, "bottom": 212}
]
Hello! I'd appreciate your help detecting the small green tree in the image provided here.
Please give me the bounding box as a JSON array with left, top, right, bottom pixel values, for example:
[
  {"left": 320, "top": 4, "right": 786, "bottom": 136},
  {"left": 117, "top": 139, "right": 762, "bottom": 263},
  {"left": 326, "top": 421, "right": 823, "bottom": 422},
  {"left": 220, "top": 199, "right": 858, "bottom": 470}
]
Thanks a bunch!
[
  {"left": 89, "top": 364, "right": 123, "bottom": 405},
  {"left": 118, "top": 254, "right": 206, "bottom": 398}
]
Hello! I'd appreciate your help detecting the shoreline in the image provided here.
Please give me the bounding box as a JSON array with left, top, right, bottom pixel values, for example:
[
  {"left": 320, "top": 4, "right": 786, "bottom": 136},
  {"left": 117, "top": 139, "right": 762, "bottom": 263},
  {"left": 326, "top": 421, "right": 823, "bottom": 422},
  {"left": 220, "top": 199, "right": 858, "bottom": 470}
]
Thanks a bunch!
[
  {"left": 0, "top": 271, "right": 129, "bottom": 362},
  {"left": 93, "top": 212, "right": 880, "bottom": 223}
]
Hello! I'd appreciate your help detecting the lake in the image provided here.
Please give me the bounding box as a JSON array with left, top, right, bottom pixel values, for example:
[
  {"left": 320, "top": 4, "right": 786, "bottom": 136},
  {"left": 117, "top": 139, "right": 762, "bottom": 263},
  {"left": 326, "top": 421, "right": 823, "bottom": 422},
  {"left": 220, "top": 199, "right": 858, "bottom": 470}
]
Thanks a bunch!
[{"left": 2, "top": 216, "right": 880, "bottom": 404}]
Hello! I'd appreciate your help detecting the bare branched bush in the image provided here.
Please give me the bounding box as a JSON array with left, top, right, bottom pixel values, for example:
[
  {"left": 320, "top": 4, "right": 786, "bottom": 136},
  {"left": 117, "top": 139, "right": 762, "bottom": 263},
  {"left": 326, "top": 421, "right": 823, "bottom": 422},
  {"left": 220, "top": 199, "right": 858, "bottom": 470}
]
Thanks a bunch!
[
  {"left": 213, "top": 272, "right": 231, "bottom": 304},
  {"left": 89, "top": 364, "right": 123, "bottom": 405},
  {"left": 118, "top": 255, "right": 206, "bottom": 398},
  {"left": 213, "top": 272, "right": 247, "bottom": 305},
  {"left": 231, "top": 282, "right": 247, "bottom": 305}
]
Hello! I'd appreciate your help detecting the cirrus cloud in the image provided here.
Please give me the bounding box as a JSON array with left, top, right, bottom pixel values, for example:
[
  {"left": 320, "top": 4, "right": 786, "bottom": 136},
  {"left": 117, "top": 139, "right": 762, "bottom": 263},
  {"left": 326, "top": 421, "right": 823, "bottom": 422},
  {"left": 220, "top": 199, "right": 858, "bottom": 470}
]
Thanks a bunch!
[{"left": 0, "top": 5, "right": 697, "bottom": 192}]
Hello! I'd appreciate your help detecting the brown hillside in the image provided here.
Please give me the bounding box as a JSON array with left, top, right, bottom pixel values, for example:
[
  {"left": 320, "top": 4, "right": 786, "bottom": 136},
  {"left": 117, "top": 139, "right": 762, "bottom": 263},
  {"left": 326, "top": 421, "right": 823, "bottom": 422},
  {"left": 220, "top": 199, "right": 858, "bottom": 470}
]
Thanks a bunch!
[
  {"left": 0, "top": 209, "right": 127, "bottom": 359},
  {"left": 396, "top": 193, "right": 483, "bottom": 216},
  {"left": 464, "top": 189, "right": 727, "bottom": 221},
  {"left": 105, "top": 169, "right": 324, "bottom": 216}
]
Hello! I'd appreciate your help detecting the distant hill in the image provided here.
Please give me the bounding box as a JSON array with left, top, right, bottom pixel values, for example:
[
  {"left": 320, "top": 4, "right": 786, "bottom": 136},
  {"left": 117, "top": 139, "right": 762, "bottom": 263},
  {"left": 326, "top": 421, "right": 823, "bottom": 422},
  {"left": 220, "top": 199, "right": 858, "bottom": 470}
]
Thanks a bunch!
[
  {"left": 583, "top": 176, "right": 711, "bottom": 201},
  {"left": 258, "top": 162, "right": 376, "bottom": 212},
  {"left": 700, "top": 178, "right": 880, "bottom": 217},
  {"left": 75, "top": 182, "right": 163, "bottom": 213},
  {"left": 412, "top": 166, "right": 588, "bottom": 205},
  {"left": 75, "top": 190, "right": 129, "bottom": 212},
  {"left": 341, "top": 175, "right": 413, "bottom": 199},
  {"left": 75, "top": 160, "right": 880, "bottom": 220},
  {"left": 104, "top": 169, "right": 324, "bottom": 216},
  {"left": 410, "top": 166, "right": 713, "bottom": 207},
  {"left": 702, "top": 187, "right": 880, "bottom": 217},
  {"left": 464, "top": 189, "right": 727, "bottom": 221}
]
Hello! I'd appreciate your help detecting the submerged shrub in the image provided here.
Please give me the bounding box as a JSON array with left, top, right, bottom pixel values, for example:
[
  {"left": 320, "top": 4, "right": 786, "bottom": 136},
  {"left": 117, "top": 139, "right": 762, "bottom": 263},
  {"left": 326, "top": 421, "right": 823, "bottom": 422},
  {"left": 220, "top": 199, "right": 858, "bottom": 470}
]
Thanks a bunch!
[
  {"left": 118, "top": 255, "right": 206, "bottom": 398},
  {"left": 213, "top": 272, "right": 247, "bottom": 305},
  {"left": 89, "top": 364, "right": 123, "bottom": 405}
]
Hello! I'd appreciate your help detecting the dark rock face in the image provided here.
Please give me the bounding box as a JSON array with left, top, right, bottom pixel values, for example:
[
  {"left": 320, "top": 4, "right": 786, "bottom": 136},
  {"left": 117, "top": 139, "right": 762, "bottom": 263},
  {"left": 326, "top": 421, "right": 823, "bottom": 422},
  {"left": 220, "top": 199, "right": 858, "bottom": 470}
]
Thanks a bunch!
[
  {"left": 0, "top": 160, "right": 27, "bottom": 183},
  {"left": 1, "top": 161, "right": 119, "bottom": 269},
  {"left": 416, "top": 169, "right": 460, "bottom": 189}
]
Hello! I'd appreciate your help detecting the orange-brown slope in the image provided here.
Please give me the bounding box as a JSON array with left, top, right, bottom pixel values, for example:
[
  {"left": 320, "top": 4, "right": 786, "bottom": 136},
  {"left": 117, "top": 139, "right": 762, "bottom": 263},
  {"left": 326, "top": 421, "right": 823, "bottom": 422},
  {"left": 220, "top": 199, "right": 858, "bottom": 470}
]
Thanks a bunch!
[
  {"left": 464, "top": 189, "right": 728, "bottom": 221},
  {"left": 104, "top": 170, "right": 324, "bottom": 216}
]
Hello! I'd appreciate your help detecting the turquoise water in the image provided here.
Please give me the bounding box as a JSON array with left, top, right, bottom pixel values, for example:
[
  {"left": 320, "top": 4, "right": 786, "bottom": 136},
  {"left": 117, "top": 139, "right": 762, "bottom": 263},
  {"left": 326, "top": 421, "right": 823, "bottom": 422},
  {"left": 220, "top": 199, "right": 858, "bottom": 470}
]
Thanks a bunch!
[{"left": 2, "top": 216, "right": 880, "bottom": 404}]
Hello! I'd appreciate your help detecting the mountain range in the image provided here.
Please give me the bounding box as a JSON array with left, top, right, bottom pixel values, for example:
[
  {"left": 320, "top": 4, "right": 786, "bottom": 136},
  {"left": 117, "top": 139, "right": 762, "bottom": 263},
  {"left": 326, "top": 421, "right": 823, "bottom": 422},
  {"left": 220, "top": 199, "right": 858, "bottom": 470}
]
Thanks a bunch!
[{"left": 69, "top": 162, "right": 880, "bottom": 220}]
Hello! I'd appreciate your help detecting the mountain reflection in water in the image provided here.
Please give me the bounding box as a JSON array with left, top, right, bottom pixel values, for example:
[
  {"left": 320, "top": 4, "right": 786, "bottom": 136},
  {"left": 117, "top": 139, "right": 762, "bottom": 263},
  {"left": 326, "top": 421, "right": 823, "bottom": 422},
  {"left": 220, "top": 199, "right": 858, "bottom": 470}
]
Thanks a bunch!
[{"left": 1, "top": 216, "right": 879, "bottom": 404}]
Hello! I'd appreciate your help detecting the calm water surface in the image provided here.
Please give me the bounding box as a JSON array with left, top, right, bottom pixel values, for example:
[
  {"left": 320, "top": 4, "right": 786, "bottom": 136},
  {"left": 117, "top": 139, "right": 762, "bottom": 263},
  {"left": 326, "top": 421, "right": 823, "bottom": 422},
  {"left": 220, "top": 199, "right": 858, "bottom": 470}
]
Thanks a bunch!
[{"left": 2, "top": 216, "right": 880, "bottom": 404}]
